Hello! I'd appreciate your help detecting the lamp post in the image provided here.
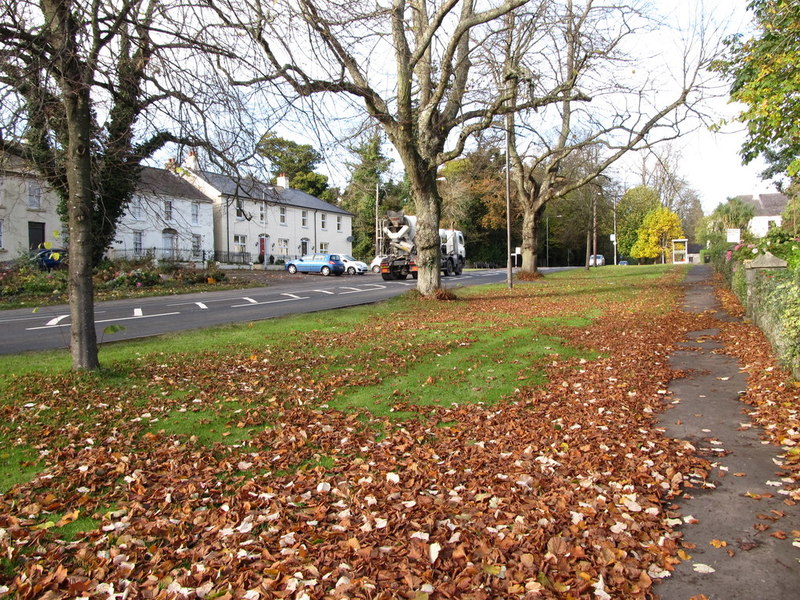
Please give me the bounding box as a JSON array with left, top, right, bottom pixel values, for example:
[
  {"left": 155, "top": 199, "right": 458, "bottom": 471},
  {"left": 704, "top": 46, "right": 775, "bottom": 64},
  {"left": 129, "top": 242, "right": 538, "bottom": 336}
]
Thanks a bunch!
[
  {"left": 374, "top": 182, "right": 381, "bottom": 258},
  {"left": 505, "top": 119, "right": 513, "bottom": 289}
]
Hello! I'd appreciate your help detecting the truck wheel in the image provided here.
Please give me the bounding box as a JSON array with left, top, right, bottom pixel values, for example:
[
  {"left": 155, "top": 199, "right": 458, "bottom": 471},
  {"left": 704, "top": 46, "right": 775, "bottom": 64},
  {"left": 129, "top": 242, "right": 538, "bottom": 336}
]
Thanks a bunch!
[
  {"left": 412, "top": 272, "right": 418, "bottom": 279},
  {"left": 443, "top": 261, "right": 452, "bottom": 276},
  {"left": 455, "top": 261, "right": 463, "bottom": 275},
  {"left": 381, "top": 273, "right": 394, "bottom": 281},
  {"left": 321, "top": 266, "right": 331, "bottom": 276}
]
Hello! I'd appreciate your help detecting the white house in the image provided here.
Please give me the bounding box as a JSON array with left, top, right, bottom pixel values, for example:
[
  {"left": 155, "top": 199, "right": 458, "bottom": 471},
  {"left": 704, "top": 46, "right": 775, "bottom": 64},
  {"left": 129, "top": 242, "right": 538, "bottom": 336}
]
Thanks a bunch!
[
  {"left": 738, "top": 192, "right": 789, "bottom": 238},
  {"left": 172, "top": 154, "right": 354, "bottom": 265},
  {"left": 108, "top": 166, "right": 215, "bottom": 262},
  {"left": 0, "top": 155, "right": 64, "bottom": 262}
]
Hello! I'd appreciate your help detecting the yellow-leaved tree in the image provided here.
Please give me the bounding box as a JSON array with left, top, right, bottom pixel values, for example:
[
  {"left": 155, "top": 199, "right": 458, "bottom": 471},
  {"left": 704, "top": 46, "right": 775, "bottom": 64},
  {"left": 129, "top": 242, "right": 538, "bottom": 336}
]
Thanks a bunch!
[{"left": 631, "top": 206, "right": 685, "bottom": 264}]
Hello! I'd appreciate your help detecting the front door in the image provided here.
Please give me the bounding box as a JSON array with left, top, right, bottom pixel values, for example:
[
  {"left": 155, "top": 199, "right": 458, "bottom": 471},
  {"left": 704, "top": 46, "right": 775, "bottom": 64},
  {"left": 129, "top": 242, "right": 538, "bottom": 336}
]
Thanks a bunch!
[{"left": 28, "top": 221, "right": 45, "bottom": 249}]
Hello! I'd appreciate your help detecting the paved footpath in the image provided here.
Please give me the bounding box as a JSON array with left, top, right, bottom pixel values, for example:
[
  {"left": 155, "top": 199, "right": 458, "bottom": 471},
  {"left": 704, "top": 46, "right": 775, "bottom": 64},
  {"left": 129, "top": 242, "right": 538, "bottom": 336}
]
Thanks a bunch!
[{"left": 655, "top": 265, "right": 800, "bottom": 599}]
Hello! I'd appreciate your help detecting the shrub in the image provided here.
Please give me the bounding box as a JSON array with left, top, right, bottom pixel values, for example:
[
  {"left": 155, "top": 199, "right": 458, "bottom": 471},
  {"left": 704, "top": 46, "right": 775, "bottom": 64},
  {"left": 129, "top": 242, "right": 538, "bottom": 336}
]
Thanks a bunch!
[{"left": 103, "top": 268, "right": 161, "bottom": 289}]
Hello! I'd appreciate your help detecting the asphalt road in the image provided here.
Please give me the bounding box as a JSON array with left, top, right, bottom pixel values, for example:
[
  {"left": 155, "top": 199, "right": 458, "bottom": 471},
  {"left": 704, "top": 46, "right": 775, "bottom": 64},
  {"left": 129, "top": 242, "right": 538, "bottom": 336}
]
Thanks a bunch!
[{"left": 0, "top": 268, "right": 522, "bottom": 355}]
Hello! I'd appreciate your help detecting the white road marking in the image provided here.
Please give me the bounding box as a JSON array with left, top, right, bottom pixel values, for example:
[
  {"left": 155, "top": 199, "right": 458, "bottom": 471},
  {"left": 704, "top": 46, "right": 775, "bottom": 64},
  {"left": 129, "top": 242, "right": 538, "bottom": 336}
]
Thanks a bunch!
[
  {"left": 195, "top": 302, "right": 208, "bottom": 309},
  {"left": 242, "top": 297, "right": 258, "bottom": 304},
  {"left": 231, "top": 293, "right": 309, "bottom": 308},
  {"left": 133, "top": 308, "right": 143, "bottom": 317},
  {"left": 338, "top": 287, "right": 363, "bottom": 294},
  {"left": 313, "top": 289, "right": 336, "bottom": 295},
  {"left": 46, "top": 315, "right": 69, "bottom": 326},
  {"left": 26, "top": 311, "right": 180, "bottom": 330}
]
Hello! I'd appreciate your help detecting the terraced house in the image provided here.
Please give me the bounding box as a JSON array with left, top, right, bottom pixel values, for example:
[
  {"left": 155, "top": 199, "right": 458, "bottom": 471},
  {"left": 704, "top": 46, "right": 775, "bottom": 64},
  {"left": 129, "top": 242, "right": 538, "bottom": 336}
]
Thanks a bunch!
[
  {"left": 0, "top": 152, "right": 354, "bottom": 268},
  {"left": 0, "top": 155, "right": 63, "bottom": 259},
  {"left": 171, "top": 153, "right": 354, "bottom": 265}
]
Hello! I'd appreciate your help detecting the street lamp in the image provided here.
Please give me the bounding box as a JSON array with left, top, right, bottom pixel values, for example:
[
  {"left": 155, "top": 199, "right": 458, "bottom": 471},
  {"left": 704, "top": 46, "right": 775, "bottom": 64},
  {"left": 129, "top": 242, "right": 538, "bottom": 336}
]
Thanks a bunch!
[{"left": 504, "top": 120, "right": 513, "bottom": 289}]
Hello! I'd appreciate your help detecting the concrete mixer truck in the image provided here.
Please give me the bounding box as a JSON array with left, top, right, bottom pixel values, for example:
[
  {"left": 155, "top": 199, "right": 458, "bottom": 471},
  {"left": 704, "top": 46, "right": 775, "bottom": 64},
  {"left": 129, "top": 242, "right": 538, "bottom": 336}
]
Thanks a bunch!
[{"left": 377, "top": 211, "right": 465, "bottom": 281}]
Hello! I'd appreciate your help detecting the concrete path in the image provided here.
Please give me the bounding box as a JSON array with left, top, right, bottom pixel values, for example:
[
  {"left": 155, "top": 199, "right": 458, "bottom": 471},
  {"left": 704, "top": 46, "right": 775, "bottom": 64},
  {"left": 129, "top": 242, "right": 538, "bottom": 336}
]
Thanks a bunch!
[{"left": 656, "top": 265, "right": 800, "bottom": 599}]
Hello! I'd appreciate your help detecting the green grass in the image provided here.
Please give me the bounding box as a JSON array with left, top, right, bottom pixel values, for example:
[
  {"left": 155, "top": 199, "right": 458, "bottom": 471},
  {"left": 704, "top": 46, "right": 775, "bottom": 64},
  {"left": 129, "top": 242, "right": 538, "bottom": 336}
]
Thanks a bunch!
[
  {"left": 328, "top": 326, "right": 588, "bottom": 415},
  {"left": 147, "top": 405, "right": 263, "bottom": 446},
  {"left": 0, "top": 439, "right": 41, "bottom": 493},
  {"left": 0, "top": 265, "right": 679, "bottom": 493}
]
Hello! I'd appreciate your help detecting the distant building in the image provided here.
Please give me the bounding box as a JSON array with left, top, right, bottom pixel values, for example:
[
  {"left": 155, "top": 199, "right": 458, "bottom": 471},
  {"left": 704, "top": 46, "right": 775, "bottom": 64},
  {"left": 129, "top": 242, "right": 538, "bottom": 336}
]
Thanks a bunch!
[
  {"left": 171, "top": 153, "right": 353, "bottom": 265},
  {"left": 737, "top": 192, "right": 789, "bottom": 238},
  {"left": 108, "top": 166, "right": 215, "bottom": 262},
  {"left": 0, "top": 155, "right": 63, "bottom": 261}
]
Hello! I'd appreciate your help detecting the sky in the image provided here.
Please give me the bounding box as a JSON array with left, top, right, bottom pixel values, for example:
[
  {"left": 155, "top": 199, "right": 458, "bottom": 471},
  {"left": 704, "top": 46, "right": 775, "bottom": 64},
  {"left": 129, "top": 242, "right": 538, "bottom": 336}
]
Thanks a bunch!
[
  {"left": 303, "top": 0, "right": 771, "bottom": 216},
  {"left": 644, "top": 0, "right": 770, "bottom": 215}
]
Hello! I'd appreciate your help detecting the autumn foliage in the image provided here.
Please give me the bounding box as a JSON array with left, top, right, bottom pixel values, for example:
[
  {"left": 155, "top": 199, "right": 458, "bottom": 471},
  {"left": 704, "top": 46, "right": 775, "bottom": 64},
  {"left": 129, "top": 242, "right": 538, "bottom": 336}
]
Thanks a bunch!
[{"left": 0, "top": 267, "right": 797, "bottom": 599}]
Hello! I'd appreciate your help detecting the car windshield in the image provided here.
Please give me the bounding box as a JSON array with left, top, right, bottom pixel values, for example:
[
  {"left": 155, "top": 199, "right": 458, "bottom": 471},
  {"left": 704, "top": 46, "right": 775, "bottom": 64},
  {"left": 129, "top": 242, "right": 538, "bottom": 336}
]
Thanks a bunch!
[{"left": 342, "top": 255, "right": 355, "bottom": 261}]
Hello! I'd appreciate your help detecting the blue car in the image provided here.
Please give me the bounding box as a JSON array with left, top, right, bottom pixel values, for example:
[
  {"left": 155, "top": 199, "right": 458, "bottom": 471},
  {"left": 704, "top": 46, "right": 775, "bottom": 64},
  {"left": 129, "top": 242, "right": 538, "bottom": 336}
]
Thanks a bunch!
[
  {"left": 286, "top": 254, "right": 345, "bottom": 276},
  {"left": 32, "top": 248, "right": 67, "bottom": 272}
]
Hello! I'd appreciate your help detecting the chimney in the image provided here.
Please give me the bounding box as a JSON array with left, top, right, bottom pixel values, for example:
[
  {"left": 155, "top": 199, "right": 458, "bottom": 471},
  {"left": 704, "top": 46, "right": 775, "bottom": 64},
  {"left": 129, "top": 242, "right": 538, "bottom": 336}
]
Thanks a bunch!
[
  {"left": 276, "top": 173, "right": 290, "bottom": 188},
  {"left": 185, "top": 151, "right": 199, "bottom": 171}
]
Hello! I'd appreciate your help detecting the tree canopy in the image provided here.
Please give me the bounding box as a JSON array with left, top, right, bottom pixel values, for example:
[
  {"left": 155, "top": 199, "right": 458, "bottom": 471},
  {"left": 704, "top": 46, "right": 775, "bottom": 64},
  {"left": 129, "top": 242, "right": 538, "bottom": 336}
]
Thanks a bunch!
[
  {"left": 714, "top": 0, "right": 800, "bottom": 177},
  {"left": 617, "top": 186, "right": 662, "bottom": 260},
  {"left": 631, "top": 206, "right": 685, "bottom": 263}
]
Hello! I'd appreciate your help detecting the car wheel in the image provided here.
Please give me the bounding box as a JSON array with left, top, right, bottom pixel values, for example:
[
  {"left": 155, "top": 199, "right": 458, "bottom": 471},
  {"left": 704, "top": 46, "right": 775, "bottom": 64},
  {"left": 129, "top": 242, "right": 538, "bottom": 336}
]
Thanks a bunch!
[
  {"left": 288, "top": 264, "right": 298, "bottom": 274},
  {"left": 321, "top": 266, "right": 331, "bottom": 276},
  {"left": 372, "top": 265, "right": 381, "bottom": 273},
  {"left": 347, "top": 266, "right": 355, "bottom": 275}
]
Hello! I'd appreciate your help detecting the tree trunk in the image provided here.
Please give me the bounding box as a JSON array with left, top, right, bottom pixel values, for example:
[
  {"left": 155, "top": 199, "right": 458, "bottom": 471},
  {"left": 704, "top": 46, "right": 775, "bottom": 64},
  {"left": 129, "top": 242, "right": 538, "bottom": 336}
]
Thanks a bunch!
[
  {"left": 520, "top": 207, "right": 540, "bottom": 274},
  {"left": 411, "top": 177, "right": 442, "bottom": 297},
  {"left": 61, "top": 61, "right": 99, "bottom": 369}
]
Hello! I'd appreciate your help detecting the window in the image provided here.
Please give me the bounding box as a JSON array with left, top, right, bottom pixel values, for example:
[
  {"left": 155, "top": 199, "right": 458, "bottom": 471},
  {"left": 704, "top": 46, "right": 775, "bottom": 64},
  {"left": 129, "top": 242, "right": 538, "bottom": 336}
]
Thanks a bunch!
[
  {"left": 162, "top": 229, "right": 178, "bottom": 259},
  {"left": 235, "top": 199, "right": 245, "bottom": 220},
  {"left": 164, "top": 199, "right": 173, "bottom": 221},
  {"left": 0, "top": 219, "right": 4, "bottom": 249},
  {"left": 259, "top": 202, "right": 266, "bottom": 223},
  {"left": 279, "top": 206, "right": 287, "bottom": 225},
  {"left": 278, "top": 238, "right": 289, "bottom": 255},
  {"left": 320, "top": 212, "right": 327, "bottom": 230},
  {"left": 130, "top": 197, "right": 142, "bottom": 220},
  {"left": 319, "top": 242, "right": 329, "bottom": 253},
  {"left": 191, "top": 202, "right": 200, "bottom": 225},
  {"left": 301, "top": 210, "right": 308, "bottom": 227},
  {"left": 27, "top": 181, "right": 42, "bottom": 209},
  {"left": 336, "top": 215, "right": 343, "bottom": 232},
  {"left": 133, "top": 231, "right": 143, "bottom": 255},
  {"left": 192, "top": 234, "right": 202, "bottom": 258},
  {"left": 233, "top": 234, "right": 247, "bottom": 253}
]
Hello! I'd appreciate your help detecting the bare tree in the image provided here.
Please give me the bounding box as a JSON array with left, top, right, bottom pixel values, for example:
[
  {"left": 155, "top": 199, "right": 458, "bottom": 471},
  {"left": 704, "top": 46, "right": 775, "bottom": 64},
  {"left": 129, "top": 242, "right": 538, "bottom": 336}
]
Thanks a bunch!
[
  {"left": 0, "top": 0, "right": 271, "bottom": 369},
  {"left": 205, "top": 0, "right": 581, "bottom": 295},
  {"left": 497, "top": 0, "right": 722, "bottom": 273}
]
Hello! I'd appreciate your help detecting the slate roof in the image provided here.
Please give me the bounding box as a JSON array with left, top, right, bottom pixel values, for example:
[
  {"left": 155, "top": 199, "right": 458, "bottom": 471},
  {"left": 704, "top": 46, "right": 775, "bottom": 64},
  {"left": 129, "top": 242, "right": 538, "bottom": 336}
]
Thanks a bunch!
[
  {"left": 137, "top": 167, "right": 210, "bottom": 202},
  {"left": 736, "top": 193, "right": 789, "bottom": 217},
  {"left": 196, "top": 170, "right": 352, "bottom": 216}
]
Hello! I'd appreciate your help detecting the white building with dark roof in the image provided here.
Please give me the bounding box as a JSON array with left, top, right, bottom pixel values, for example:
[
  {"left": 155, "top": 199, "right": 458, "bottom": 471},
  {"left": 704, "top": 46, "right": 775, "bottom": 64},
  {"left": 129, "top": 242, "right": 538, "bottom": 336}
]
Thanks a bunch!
[
  {"left": 737, "top": 192, "right": 789, "bottom": 238},
  {"left": 0, "top": 154, "right": 63, "bottom": 261},
  {"left": 172, "top": 155, "right": 353, "bottom": 265},
  {"left": 108, "top": 166, "right": 215, "bottom": 262}
]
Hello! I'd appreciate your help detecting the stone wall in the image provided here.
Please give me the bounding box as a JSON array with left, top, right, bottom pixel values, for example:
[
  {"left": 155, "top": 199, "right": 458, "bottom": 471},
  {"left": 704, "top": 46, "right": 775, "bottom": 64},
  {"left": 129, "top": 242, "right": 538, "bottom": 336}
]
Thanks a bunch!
[{"left": 738, "top": 253, "right": 800, "bottom": 380}]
